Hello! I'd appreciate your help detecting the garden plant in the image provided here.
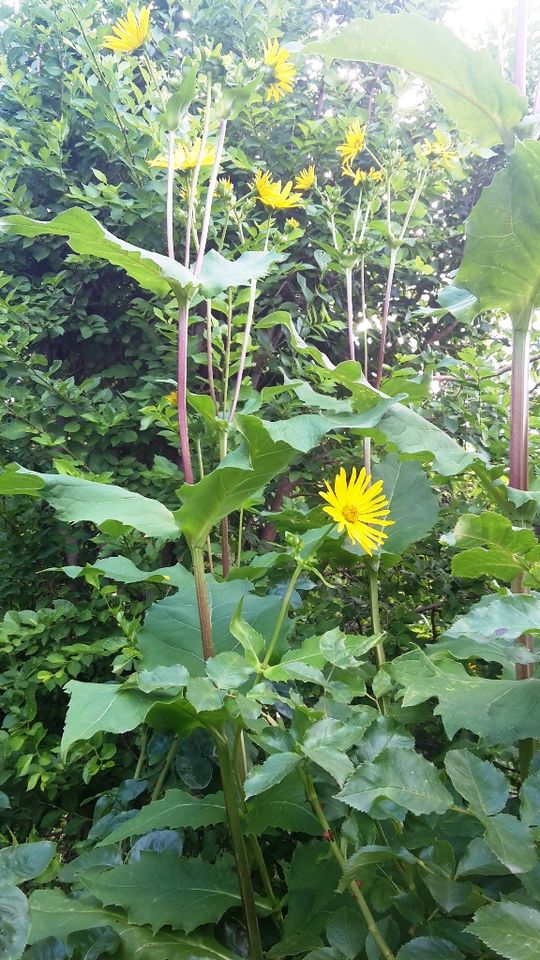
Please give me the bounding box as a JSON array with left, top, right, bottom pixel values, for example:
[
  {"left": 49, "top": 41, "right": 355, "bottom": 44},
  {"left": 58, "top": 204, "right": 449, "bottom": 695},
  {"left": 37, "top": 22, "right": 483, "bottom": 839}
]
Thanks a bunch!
[{"left": 0, "top": 1, "right": 539, "bottom": 959}]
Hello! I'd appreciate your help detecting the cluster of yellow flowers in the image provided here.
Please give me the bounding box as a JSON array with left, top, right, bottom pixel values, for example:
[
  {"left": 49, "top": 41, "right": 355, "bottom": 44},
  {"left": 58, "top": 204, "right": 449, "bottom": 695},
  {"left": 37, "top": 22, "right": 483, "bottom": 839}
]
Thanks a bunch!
[
  {"left": 337, "top": 121, "right": 383, "bottom": 188},
  {"left": 149, "top": 139, "right": 216, "bottom": 172},
  {"left": 252, "top": 164, "right": 314, "bottom": 211}
]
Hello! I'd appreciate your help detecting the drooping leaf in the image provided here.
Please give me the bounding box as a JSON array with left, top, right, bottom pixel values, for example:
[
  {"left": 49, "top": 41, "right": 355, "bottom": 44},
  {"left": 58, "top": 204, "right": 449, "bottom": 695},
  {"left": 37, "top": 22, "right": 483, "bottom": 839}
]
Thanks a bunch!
[
  {"left": 434, "top": 593, "right": 540, "bottom": 666},
  {"left": 373, "top": 456, "right": 439, "bottom": 555},
  {"left": 0, "top": 209, "right": 196, "bottom": 300},
  {"left": 82, "top": 854, "right": 240, "bottom": 933},
  {"left": 98, "top": 790, "right": 226, "bottom": 846},
  {"left": 306, "top": 12, "right": 526, "bottom": 147},
  {"left": 444, "top": 749, "right": 509, "bottom": 816},
  {"left": 138, "top": 574, "right": 286, "bottom": 676},
  {"left": 452, "top": 140, "right": 540, "bottom": 329},
  {"left": 470, "top": 902, "right": 540, "bottom": 959},
  {"left": 244, "top": 752, "right": 301, "bottom": 799},
  {"left": 0, "top": 843, "right": 56, "bottom": 889},
  {"left": 6, "top": 469, "right": 179, "bottom": 540},
  {"left": 450, "top": 512, "right": 539, "bottom": 581},
  {"left": 0, "top": 886, "right": 29, "bottom": 960},
  {"left": 28, "top": 891, "right": 237, "bottom": 960},
  {"left": 336, "top": 747, "right": 452, "bottom": 817},
  {"left": 483, "top": 814, "right": 537, "bottom": 874}
]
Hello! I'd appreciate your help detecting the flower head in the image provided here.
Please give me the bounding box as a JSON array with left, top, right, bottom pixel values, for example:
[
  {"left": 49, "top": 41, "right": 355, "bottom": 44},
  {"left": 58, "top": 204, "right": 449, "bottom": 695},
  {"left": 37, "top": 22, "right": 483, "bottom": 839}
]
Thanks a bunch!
[
  {"left": 165, "top": 390, "right": 178, "bottom": 405},
  {"left": 295, "top": 165, "right": 316, "bottom": 191},
  {"left": 102, "top": 6, "right": 151, "bottom": 53},
  {"left": 320, "top": 466, "right": 393, "bottom": 554},
  {"left": 263, "top": 39, "right": 296, "bottom": 103},
  {"left": 342, "top": 164, "right": 383, "bottom": 186},
  {"left": 285, "top": 217, "right": 300, "bottom": 229},
  {"left": 149, "top": 139, "right": 216, "bottom": 172},
  {"left": 337, "top": 121, "right": 366, "bottom": 166},
  {"left": 254, "top": 170, "right": 302, "bottom": 209}
]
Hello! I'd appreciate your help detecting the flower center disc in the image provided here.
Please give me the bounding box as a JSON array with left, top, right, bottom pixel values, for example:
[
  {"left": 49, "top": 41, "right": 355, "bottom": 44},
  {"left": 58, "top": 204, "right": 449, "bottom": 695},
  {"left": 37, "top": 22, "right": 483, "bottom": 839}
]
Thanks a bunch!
[{"left": 343, "top": 505, "right": 360, "bottom": 522}]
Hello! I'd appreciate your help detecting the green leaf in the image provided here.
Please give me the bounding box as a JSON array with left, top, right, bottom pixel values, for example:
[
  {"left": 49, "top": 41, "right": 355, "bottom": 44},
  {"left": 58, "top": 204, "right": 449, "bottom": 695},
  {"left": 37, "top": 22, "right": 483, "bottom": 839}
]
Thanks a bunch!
[
  {"left": 160, "top": 67, "right": 198, "bottom": 130},
  {"left": 397, "top": 938, "right": 465, "bottom": 960},
  {"left": 0, "top": 843, "right": 55, "bottom": 889},
  {"left": 393, "top": 650, "right": 540, "bottom": 744},
  {"left": 456, "top": 836, "right": 510, "bottom": 878},
  {"left": 453, "top": 140, "right": 540, "bottom": 328},
  {"left": 0, "top": 209, "right": 197, "bottom": 300},
  {"left": 205, "top": 651, "right": 255, "bottom": 689},
  {"left": 373, "top": 456, "right": 439, "bottom": 556},
  {"left": 61, "top": 682, "right": 152, "bottom": 758},
  {"left": 137, "top": 665, "right": 190, "bottom": 695},
  {"left": 28, "top": 891, "right": 236, "bottom": 960},
  {"left": 82, "top": 854, "right": 239, "bottom": 933},
  {"left": 520, "top": 769, "right": 540, "bottom": 826},
  {"left": 422, "top": 875, "right": 483, "bottom": 916},
  {"left": 244, "top": 773, "right": 320, "bottom": 835},
  {"left": 326, "top": 907, "right": 367, "bottom": 959},
  {"left": 470, "top": 902, "right": 540, "bottom": 959},
  {"left": 68, "top": 556, "right": 183, "bottom": 585},
  {"left": 98, "top": 789, "right": 226, "bottom": 846},
  {"left": 0, "top": 886, "right": 29, "bottom": 960},
  {"left": 138, "top": 574, "right": 285, "bottom": 676},
  {"left": 280, "top": 842, "right": 343, "bottom": 952},
  {"left": 198, "top": 250, "right": 284, "bottom": 298},
  {"left": 336, "top": 747, "right": 452, "bottom": 817},
  {"left": 435, "top": 593, "right": 540, "bottom": 666},
  {"left": 483, "top": 813, "right": 537, "bottom": 874},
  {"left": 0, "top": 465, "right": 44, "bottom": 496},
  {"left": 11, "top": 470, "right": 179, "bottom": 540},
  {"left": 301, "top": 747, "right": 354, "bottom": 788},
  {"left": 244, "top": 752, "right": 301, "bottom": 799},
  {"left": 306, "top": 12, "right": 526, "bottom": 147},
  {"left": 341, "top": 847, "right": 416, "bottom": 887},
  {"left": 444, "top": 749, "right": 509, "bottom": 816},
  {"left": 450, "top": 512, "right": 539, "bottom": 581},
  {"left": 230, "top": 600, "right": 265, "bottom": 667}
]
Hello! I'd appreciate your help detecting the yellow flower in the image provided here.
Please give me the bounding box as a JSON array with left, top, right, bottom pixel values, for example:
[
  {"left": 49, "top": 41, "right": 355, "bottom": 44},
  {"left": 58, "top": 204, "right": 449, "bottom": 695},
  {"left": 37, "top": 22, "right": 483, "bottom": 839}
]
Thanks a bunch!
[
  {"left": 102, "top": 6, "right": 151, "bottom": 54},
  {"left": 165, "top": 390, "right": 178, "bottom": 405},
  {"left": 263, "top": 39, "right": 296, "bottom": 103},
  {"left": 149, "top": 140, "right": 216, "bottom": 172},
  {"left": 219, "top": 177, "right": 233, "bottom": 192},
  {"left": 342, "top": 164, "right": 383, "bottom": 186},
  {"left": 285, "top": 217, "right": 300, "bottom": 229},
  {"left": 254, "top": 170, "right": 302, "bottom": 210},
  {"left": 320, "top": 466, "right": 393, "bottom": 555},
  {"left": 337, "top": 121, "right": 366, "bottom": 166},
  {"left": 295, "top": 165, "right": 316, "bottom": 191}
]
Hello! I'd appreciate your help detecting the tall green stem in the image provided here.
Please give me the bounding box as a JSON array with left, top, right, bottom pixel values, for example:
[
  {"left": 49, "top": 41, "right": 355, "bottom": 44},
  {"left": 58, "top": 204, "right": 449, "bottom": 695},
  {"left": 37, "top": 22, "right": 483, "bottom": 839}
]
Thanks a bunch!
[
  {"left": 192, "top": 547, "right": 214, "bottom": 660},
  {"left": 151, "top": 736, "right": 178, "bottom": 800},
  {"left": 367, "top": 562, "right": 385, "bottom": 668},
  {"left": 261, "top": 561, "right": 302, "bottom": 668},
  {"left": 215, "top": 734, "right": 263, "bottom": 960},
  {"left": 299, "top": 768, "right": 395, "bottom": 960}
]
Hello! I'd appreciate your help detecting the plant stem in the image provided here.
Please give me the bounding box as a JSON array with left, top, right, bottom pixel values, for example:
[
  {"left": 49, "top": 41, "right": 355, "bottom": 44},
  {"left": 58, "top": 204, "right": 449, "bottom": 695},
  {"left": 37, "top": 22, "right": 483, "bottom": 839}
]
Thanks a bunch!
[
  {"left": 236, "top": 506, "right": 244, "bottom": 567},
  {"left": 185, "top": 79, "right": 212, "bottom": 267},
  {"left": 206, "top": 299, "right": 218, "bottom": 410},
  {"left": 509, "top": 324, "right": 530, "bottom": 492},
  {"left": 514, "top": 0, "right": 529, "bottom": 96},
  {"left": 192, "top": 547, "right": 214, "bottom": 659},
  {"left": 215, "top": 734, "right": 263, "bottom": 960},
  {"left": 261, "top": 561, "right": 302, "bottom": 669},
  {"left": 228, "top": 277, "right": 257, "bottom": 422},
  {"left": 151, "top": 735, "right": 178, "bottom": 800},
  {"left": 299, "top": 768, "right": 395, "bottom": 960},
  {"left": 134, "top": 725, "right": 149, "bottom": 779},
  {"left": 367, "top": 561, "right": 386, "bottom": 672},
  {"left": 345, "top": 266, "right": 356, "bottom": 362},
  {"left": 166, "top": 130, "right": 176, "bottom": 259},
  {"left": 177, "top": 299, "right": 194, "bottom": 483},
  {"left": 222, "top": 289, "right": 234, "bottom": 415},
  {"left": 194, "top": 119, "right": 227, "bottom": 276},
  {"left": 374, "top": 247, "right": 397, "bottom": 388}
]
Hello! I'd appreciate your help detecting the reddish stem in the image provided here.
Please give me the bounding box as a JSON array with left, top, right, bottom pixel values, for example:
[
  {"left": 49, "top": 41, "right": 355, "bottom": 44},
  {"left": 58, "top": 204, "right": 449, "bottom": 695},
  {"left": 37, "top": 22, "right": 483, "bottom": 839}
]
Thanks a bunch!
[
  {"left": 177, "top": 300, "right": 194, "bottom": 484},
  {"left": 374, "top": 248, "right": 397, "bottom": 388},
  {"left": 514, "top": 0, "right": 528, "bottom": 96}
]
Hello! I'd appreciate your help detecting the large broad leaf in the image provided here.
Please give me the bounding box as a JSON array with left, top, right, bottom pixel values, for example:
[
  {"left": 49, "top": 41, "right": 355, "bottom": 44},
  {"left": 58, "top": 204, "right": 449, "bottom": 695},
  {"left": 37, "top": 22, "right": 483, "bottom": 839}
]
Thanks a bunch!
[
  {"left": 0, "top": 887, "right": 29, "bottom": 960},
  {"left": 244, "top": 753, "right": 301, "bottom": 799},
  {"left": 98, "top": 790, "right": 226, "bottom": 846},
  {"left": 244, "top": 773, "right": 320, "bottom": 835},
  {"left": 450, "top": 511, "right": 540, "bottom": 581},
  {"left": 483, "top": 813, "right": 537, "bottom": 874},
  {"left": 28, "top": 891, "right": 237, "bottom": 960},
  {"left": 393, "top": 651, "right": 540, "bottom": 744},
  {"left": 336, "top": 747, "right": 452, "bottom": 817},
  {"left": 0, "top": 209, "right": 196, "bottom": 300},
  {"left": 470, "top": 902, "right": 540, "bottom": 959},
  {"left": 444, "top": 749, "right": 508, "bottom": 817},
  {"left": 3, "top": 469, "right": 179, "bottom": 540},
  {"left": 176, "top": 409, "right": 393, "bottom": 547},
  {"left": 82, "top": 854, "right": 240, "bottom": 934},
  {"left": 374, "top": 456, "right": 439, "bottom": 555},
  {"left": 452, "top": 140, "right": 540, "bottom": 329},
  {"left": 397, "top": 938, "right": 465, "bottom": 960},
  {"left": 433, "top": 593, "right": 540, "bottom": 666},
  {"left": 198, "top": 250, "right": 284, "bottom": 297},
  {"left": 138, "top": 573, "right": 287, "bottom": 676},
  {"left": 306, "top": 12, "right": 526, "bottom": 147},
  {"left": 61, "top": 682, "right": 153, "bottom": 758},
  {"left": 277, "top": 842, "right": 343, "bottom": 955},
  {"left": 0, "top": 843, "right": 56, "bottom": 889}
]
